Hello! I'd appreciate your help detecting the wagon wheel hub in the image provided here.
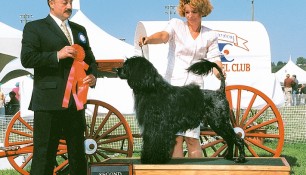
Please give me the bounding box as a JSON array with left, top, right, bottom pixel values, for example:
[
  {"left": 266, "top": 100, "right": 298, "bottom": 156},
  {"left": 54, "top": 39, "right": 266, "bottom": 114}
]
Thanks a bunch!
[
  {"left": 234, "top": 127, "right": 245, "bottom": 139},
  {"left": 84, "top": 139, "right": 97, "bottom": 155}
]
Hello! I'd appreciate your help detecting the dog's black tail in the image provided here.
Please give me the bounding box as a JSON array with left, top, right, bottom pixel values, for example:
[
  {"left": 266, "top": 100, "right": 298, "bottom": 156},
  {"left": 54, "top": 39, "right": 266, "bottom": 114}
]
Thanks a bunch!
[{"left": 187, "top": 59, "right": 225, "bottom": 92}]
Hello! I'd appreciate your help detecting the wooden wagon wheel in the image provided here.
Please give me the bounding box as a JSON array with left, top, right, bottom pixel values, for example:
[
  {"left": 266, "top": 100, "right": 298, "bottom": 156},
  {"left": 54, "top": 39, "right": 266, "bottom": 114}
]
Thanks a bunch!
[
  {"left": 200, "top": 85, "right": 284, "bottom": 158},
  {"left": 84, "top": 99, "right": 133, "bottom": 163},
  {"left": 4, "top": 111, "right": 68, "bottom": 175},
  {"left": 4, "top": 99, "right": 133, "bottom": 174}
]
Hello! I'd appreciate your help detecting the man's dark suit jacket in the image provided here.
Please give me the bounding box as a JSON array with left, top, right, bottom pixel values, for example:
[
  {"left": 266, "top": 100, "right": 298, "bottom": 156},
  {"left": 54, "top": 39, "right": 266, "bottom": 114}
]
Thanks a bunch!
[{"left": 21, "top": 15, "right": 97, "bottom": 111}]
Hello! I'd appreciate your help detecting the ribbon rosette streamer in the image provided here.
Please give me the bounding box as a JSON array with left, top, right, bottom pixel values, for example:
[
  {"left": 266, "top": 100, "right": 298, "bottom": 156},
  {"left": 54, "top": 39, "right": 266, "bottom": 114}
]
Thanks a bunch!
[{"left": 62, "top": 44, "right": 89, "bottom": 110}]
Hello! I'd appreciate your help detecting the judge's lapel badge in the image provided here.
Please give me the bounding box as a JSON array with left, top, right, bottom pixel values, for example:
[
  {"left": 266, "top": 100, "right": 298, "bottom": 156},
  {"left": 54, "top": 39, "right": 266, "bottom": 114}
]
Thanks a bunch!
[{"left": 78, "top": 32, "right": 87, "bottom": 44}]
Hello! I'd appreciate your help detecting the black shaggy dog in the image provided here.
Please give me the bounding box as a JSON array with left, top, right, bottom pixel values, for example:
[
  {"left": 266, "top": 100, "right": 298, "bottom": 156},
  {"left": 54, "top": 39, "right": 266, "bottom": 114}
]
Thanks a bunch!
[{"left": 117, "top": 56, "right": 246, "bottom": 164}]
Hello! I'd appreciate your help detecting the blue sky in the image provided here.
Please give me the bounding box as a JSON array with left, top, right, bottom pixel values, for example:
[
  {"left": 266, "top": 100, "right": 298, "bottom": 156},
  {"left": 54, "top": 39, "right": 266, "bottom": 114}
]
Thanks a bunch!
[{"left": 1, "top": 0, "right": 305, "bottom": 63}]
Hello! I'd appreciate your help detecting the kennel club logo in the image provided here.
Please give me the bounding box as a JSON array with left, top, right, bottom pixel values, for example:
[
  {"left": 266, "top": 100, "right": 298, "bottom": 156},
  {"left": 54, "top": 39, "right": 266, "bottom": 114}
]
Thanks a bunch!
[{"left": 216, "top": 30, "right": 250, "bottom": 73}]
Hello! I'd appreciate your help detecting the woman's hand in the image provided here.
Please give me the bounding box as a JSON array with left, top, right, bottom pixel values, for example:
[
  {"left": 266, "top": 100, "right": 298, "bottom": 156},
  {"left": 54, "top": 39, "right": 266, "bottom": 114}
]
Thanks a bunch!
[{"left": 138, "top": 36, "right": 148, "bottom": 47}]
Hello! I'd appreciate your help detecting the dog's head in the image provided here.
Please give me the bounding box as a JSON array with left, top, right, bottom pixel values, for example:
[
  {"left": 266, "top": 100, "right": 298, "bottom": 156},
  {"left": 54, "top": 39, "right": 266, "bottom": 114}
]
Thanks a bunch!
[{"left": 117, "top": 56, "right": 164, "bottom": 91}]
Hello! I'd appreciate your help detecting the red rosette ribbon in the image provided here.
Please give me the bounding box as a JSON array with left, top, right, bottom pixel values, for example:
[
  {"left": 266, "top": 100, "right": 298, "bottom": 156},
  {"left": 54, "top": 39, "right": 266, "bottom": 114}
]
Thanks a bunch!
[{"left": 62, "top": 44, "right": 89, "bottom": 110}]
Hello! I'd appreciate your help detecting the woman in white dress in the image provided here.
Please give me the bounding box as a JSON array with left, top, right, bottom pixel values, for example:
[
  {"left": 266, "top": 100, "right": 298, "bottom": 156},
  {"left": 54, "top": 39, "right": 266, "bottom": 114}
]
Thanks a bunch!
[{"left": 139, "top": 0, "right": 223, "bottom": 158}]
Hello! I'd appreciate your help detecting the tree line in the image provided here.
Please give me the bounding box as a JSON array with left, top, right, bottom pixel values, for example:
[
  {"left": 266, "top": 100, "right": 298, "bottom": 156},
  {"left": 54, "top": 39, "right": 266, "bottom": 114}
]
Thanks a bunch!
[{"left": 271, "top": 57, "right": 306, "bottom": 73}]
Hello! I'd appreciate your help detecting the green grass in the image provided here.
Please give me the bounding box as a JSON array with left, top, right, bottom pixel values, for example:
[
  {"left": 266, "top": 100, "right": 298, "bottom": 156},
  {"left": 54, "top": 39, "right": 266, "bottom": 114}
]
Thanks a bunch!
[
  {"left": 0, "top": 142, "right": 305, "bottom": 175},
  {"left": 281, "top": 142, "right": 306, "bottom": 175}
]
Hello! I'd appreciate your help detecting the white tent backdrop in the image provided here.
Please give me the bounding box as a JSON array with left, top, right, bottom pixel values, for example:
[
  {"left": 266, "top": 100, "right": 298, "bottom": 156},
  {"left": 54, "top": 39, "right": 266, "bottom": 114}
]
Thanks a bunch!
[
  {"left": 70, "top": 10, "right": 134, "bottom": 60},
  {"left": 275, "top": 57, "right": 306, "bottom": 84},
  {"left": 0, "top": 22, "right": 22, "bottom": 58},
  {"left": 0, "top": 58, "right": 33, "bottom": 83},
  {"left": 0, "top": 22, "right": 32, "bottom": 83}
]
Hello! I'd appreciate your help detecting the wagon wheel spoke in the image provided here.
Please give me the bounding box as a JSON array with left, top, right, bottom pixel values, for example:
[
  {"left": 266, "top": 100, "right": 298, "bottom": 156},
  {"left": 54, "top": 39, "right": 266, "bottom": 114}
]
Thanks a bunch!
[
  {"left": 91, "top": 110, "right": 112, "bottom": 138},
  {"left": 84, "top": 99, "right": 133, "bottom": 164},
  {"left": 211, "top": 144, "right": 227, "bottom": 157},
  {"left": 10, "top": 129, "right": 32, "bottom": 138},
  {"left": 201, "top": 138, "right": 224, "bottom": 148},
  {"left": 235, "top": 89, "right": 242, "bottom": 125},
  {"left": 87, "top": 103, "right": 99, "bottom": 138},
  {"left": 245, "top": 118, "right": 278, "bottom": 133},
  {"left": 95, "top": 121, "right": 124, "bottom": 140},
  {"left": 244, "top": 141, "right": 259, "bottom": 157},
  {"left": 243, "top": 104, "right": 271, "bottom": 129},
  {"left": 200, "top": 135, "right": 226, "bottom": 157},
  {"left": 245, "top": 138, "right": 277, "bottom": 155},
  {"left": 98, "top": 135, "right": 130, "bottom": 145},
  {"left": 20, "top": 154, "right": 32, "bottom": 169},
  {"left": 8, "top": 140, "right": 33, "bottom": 148},
  {"left": 54, "top": 159, "right": 69, "bottom": 172},
  {"left": 57, "top": 147, "right": 68, "bottom": 155},
  {"left": 93, "top": 154, "right": 101, "bottom": 162},
  {"left": 95, "top": 149, "right": 110, "bottom": 159},
  {"left": 246, "top": 132, "right": 281, "bottom": 140},
  {"left": 88, "top": 149, "right": 110, "bottom": 160},
  {"left": 226, "top": 91, "right": 237, "bottom": 126},
  {"left": 239, "top": 93, "right": 257, "bottom": 127},
  {"left": 87, "top": 154, "right": 94, "bottom": 162}
]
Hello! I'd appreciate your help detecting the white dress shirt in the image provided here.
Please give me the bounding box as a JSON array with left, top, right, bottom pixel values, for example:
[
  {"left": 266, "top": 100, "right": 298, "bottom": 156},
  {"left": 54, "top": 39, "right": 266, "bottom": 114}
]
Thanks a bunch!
[{"left": 164, "top": 18, "right": 221, "bottom": 89}]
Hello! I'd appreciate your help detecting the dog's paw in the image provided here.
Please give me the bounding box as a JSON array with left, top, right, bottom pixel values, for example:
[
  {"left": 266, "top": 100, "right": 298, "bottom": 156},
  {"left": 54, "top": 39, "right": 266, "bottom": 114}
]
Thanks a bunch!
[{"left": 234, "top": 157, "right": 247, "bottom": 163}]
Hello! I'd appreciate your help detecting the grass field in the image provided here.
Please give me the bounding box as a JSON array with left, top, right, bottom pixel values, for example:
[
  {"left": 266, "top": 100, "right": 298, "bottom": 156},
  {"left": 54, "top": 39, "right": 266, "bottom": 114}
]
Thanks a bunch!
[{"left": 0, "top": 142, "right": 305, "bottom": 175}]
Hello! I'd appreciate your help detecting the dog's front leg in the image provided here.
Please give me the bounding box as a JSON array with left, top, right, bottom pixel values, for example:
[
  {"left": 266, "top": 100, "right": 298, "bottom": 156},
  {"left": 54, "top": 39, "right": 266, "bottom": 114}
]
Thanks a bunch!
[{"left": 141, "top": 127, "right": 176, "bottom": 164}]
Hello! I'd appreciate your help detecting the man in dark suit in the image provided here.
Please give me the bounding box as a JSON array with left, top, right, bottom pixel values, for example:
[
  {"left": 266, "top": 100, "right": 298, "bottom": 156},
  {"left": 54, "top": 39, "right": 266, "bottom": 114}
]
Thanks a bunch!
[{"left": 20, "top": 0, "right": 98, "bottom": 174}]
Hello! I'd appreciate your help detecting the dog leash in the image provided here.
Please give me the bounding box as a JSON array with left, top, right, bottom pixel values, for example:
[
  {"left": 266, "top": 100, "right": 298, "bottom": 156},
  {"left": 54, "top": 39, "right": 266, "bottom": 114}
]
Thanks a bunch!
[
  {"left": 140, "top": 37, "right": 146, "bottom": 57},
  {"left": 141, "top": 45, "right": 144, "bottom": 57}
]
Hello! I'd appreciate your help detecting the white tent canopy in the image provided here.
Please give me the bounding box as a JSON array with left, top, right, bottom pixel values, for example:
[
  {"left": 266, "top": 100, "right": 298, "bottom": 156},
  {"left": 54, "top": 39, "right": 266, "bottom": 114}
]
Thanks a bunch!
[
  {"left": 0, "top": 58, "right": 33, "bottom": 83},
  {"left": 0, "top": 22, "right": 22, "bottom": 58},
  {"left": 70, "top": 10, "right": 134, "bottom": 60},
  {"left": 275, "top": 57, "right": 306, "bottom": 84},
  {"left": 0, "top": 22, "right": 32, "bottom": 83}
]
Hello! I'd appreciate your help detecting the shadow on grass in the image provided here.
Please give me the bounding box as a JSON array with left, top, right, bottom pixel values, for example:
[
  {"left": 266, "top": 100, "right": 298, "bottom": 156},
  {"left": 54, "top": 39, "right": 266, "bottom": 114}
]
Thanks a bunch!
[{"left": 281, "top": 154, "right": 298, "bottom": 175}]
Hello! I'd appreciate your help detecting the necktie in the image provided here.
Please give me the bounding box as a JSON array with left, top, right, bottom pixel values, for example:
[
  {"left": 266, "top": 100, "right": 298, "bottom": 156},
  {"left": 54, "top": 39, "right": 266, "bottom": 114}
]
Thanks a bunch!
[{"left": 61, "top": 21, "right": 72, "bottom": 45}]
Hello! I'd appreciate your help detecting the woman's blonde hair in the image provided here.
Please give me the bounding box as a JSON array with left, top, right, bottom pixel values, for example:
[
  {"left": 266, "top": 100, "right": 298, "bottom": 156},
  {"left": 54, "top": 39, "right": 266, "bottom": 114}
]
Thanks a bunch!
[{"left": 177, "top": 0, "right": 213, "bottom": 17}]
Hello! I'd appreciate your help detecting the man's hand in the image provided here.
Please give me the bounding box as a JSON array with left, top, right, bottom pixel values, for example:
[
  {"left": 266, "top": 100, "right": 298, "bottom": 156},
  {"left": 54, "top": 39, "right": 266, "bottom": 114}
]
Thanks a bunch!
[
  {"left": 58, "top": 46, "right": 77, "bottom": 60},
  {"left": 83, "top": 74, "right": 96, "bottom": 86}
]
